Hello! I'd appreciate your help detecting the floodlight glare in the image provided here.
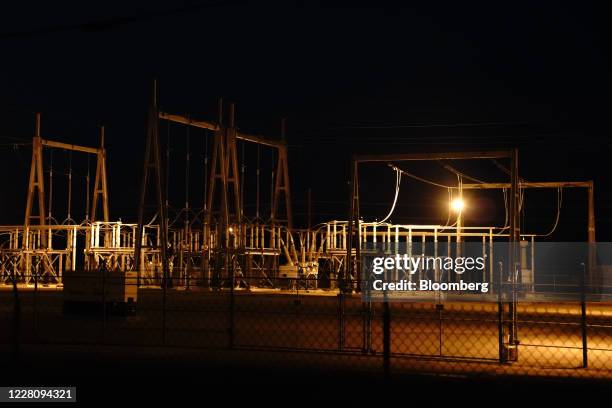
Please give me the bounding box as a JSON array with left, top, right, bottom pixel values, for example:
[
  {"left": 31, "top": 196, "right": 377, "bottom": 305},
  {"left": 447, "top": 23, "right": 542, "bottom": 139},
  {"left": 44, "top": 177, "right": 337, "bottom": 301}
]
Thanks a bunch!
[{"left": 451, "top": 198, "right": 465, "bottom": 213}]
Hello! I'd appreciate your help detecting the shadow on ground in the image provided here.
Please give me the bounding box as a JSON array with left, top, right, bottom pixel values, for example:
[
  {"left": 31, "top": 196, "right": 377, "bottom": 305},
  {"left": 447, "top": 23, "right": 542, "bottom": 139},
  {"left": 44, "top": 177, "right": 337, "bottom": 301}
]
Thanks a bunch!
[{"left": 0, "top": 344, "right": 609, "bottom": 404}]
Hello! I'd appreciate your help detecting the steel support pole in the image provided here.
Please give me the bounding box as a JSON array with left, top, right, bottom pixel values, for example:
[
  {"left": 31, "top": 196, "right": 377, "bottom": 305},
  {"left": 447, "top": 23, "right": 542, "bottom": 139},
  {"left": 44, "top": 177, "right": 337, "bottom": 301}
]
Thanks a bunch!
[
  {"left": 354, "top": 163, "right": 361, "bottom": 292},
  {"left": 507, "top": 148, "right": 520, "bottom": 361},
  {"left": 134, "top": 80, "right": 170, "bottom": 292},
  {"left": 345, "top": 164, "right": 354, "bottom": 292},
  {"left": 581, "top": 262, "right": 588, "bottom": 368},
  {"left": 10, "top": 264, "right": 21, "bottom": 363},
  {"left": 587, "top": 182, "right": 596, "bottom": 290},
  {"left": 497, "top": 261, "right": 505, "bottom": 363},
  {"left": 345, "top": 160, "right": 359, "bottom": 292}
]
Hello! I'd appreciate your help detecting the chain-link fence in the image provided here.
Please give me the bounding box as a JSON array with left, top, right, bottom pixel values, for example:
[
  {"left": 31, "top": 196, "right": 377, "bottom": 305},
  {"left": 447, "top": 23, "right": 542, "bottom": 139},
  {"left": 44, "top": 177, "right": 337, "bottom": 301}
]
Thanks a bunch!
[{"left": 1, "top": 273, "right": 612, "bottom": 380}]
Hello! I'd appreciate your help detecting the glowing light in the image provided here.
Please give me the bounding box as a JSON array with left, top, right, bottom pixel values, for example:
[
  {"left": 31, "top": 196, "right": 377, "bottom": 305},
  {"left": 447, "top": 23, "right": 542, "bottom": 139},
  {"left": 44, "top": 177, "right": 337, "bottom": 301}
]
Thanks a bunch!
[
  {"left": 451, "top": 198, "right": 465, "bottom": 213},
  {"left": 228, "top": 227, "right": 234, "bottom": 233}
]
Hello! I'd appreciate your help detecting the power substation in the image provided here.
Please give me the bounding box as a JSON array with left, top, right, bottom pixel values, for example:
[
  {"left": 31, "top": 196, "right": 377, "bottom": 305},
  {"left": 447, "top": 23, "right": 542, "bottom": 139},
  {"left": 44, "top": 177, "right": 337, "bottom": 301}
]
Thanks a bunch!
[{"left": 0, "top": 81, "right": 599, "bottom": 299}]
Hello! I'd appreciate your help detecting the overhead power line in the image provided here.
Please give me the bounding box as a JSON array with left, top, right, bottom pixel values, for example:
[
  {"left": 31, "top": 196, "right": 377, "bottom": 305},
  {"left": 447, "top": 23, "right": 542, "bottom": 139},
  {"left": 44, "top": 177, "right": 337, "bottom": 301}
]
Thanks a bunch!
[
  {"left": 329, "top": 120, "right": 536, "bottom": 130},
  {"left": 491, "top": 158, "right": 527, "bottom": 183},
  {"left": 0, "top": 0, "right": 238, "bottom": 40},
  {"left": 437, "top": 160, "right": 487, "bottom": 184},
  {"left": 388, "top": 164, "right": 454, "bottom": 189}
]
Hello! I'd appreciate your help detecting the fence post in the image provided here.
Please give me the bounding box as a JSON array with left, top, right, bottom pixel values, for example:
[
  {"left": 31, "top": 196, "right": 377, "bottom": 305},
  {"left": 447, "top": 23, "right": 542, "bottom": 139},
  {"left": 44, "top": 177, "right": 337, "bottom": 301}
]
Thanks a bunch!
[
  {"left": 229, "top": 250, "right": 235, "bottom": 349},
  {"left": 10, "top": 264, "right": 21, "bottom": 363},
  {"left": 102, "top": 262, "right": 107, "bottom": 343},
  {"left": 362, "top": 300, "right": 372, "bottom": 353},
  {"left": 162, "top": 263, "right": 167, "bottom": 346},
  {"left": 507, "top": 262, "right": 519, "bottom": 362},
  {"left": 382, "top": 298, "right": 391, "bottom": 380},
  {"left": 436, "top": 303, "right": 444, "bottom": 356},
  {"left": 497, "top": 301, "right": 505, "bottom": 363},
  {"left": 33, "top": 263, "right": 38, "bottom": 340},
  {"left": 497, "top": 261, "right": 506, "bottom": 363},
  {"left": 580, "top": 262, "right": 588, "bottom": 368},
  {"left": 337, "top": 292, "right": 345, "bottom": 350}
]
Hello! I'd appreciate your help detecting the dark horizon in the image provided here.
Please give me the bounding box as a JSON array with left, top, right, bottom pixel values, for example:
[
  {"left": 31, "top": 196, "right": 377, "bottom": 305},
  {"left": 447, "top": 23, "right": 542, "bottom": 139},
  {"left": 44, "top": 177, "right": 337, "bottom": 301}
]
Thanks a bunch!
[{"left": 1, "top": 1, "right": 610, "bottom": 240}]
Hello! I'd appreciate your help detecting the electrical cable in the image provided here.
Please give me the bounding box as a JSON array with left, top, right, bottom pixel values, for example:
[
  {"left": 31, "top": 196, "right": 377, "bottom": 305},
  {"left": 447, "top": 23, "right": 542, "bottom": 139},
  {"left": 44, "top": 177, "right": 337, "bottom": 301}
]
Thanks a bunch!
[
  {"left": 62, "top": 151, "right": 75, "bottom": 225},
  {"left": 373, "top": 167, "right": 402, "bottom": 224},
  {"left": 185, "top": 118, "right": 190, "bottom": 225},
  {"left": 437, "top": 187, "right": 458, "bottom": 232},
  {"left": 329, "top": 121, "right": 533, "bottom": 130},
  {"left": 203, "top": 128, "right": 208, "bottom": 215},
  {"left": 256, "top": 144, "right": 261, "bottom": 221},
  {"left": 85, "top": 154, "right": 90, "bottom": 221},
  {"left": 48, "top": 150, "right": 53, "bottom": 222},
  {"left": 438, "top": 160, "right": 486, "bottom": 184},
  {"left": 240, "top": 139, "right": 245, "bottom": 220},
  {"left": 537, "top": 188, "right": 563, "bottom": 237},
  {"left": 166, "top": 121, "right": 171, "bottom": 215},
  {"left": 389, "top": 164, "right": 453, "bottom": 189}
]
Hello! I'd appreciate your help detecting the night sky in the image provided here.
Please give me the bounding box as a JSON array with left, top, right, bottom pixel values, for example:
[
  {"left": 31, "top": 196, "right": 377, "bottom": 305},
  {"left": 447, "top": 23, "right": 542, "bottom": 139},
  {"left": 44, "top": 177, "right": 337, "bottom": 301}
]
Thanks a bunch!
[{"left": 0, "top": 1, "right": 609, "bottom": 240}]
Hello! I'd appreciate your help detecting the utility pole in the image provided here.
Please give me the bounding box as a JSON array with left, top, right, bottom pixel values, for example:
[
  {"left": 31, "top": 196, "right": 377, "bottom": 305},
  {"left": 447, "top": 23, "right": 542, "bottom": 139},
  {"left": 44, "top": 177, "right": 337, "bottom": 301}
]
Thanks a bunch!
[
  {"left": 506, "top": 148, "right": 520, "bottom": 361},
  {"left": 134, "top": 79, "right": 169, "bottom": 289},
  {"left": 307, "top": 188, "right": 312, "bottom": 231}
]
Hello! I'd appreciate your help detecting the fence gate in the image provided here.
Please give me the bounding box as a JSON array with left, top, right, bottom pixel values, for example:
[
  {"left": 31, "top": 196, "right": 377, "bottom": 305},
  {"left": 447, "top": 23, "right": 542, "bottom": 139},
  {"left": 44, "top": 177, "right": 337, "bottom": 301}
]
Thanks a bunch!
[{"left": 389, "top": 301, "right": 500, "bottom": 361}]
